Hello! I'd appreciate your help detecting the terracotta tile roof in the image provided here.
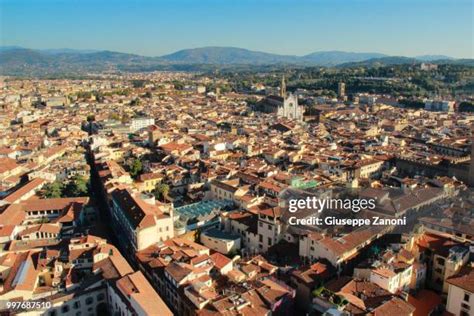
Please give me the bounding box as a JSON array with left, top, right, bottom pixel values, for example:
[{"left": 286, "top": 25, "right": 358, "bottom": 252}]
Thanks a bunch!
[
  {"left": 93, "top": 245, "right": 133, "bottom": 279},
  {"left": 446, "top": 265, "right": 474, "bottom": 293},
  {"left": 0, "top": 225, "right": 15, "bottom": 237},
  {"left": 0, "top": 157, "right": 19, "bottom": 174},
  {"left": 111, "top": 188, "right": 165, "bottom": 229},
  {"left": 19, "top": 223, "right": 61, "bottom": 237},
  {"left": 165, "top": 261, "right": 192, "bottom": 283},
  {"left": 0, "top": 204, "right": 26, "bottom": 226},
  {"left": 407, "top": 290, "right": 442, "bottom": 316},
  {"left": 2, "top": 178, "right": 46, "bottom": 204},
  {"left": 210, "top": 252, "right": 232, "bottom": 270},
  {"left": 370, "top": 297, "right": 415, "bottom": 315},
  {"left": 116, "top": 271, "right": 173, "bottom": 316},
  {"left": 19, "top": 196, "right": 88, "bottom": 212}
]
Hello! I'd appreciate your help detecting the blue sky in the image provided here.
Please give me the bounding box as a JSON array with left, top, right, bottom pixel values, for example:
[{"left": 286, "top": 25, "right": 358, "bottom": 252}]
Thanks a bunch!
[{"left": 1, "top": 0, "right": 473, "bottom": 58}]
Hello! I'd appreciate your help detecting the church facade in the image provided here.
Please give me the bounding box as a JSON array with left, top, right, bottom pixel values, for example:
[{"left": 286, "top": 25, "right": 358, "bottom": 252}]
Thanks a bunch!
[
  {"left": 255, "top": 75, "right": 304, "bottom": 121},
  {"left": 277, "top": 93, "right": 303, "bottom": 121}
]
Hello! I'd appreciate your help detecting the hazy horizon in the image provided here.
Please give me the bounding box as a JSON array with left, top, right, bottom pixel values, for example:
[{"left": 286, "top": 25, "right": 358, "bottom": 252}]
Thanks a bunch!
[
  {"left": 1, "top": 0, "right": 473, "bottom": 59},
  {"left": 0, "top": 45, "right": 469, "bottom": 59}
]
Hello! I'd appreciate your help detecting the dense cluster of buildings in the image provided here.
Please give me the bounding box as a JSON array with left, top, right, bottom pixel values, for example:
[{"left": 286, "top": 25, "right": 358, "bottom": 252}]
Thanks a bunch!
[{"left": 0, "top": 72, "right": 473, "bottom": 315}]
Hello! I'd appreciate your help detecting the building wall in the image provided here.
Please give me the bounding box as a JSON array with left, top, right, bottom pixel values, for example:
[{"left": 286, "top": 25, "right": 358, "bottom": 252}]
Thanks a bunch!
[
  {"left": 107, "top": 283, "right": 136, "bottom": 316},
  {"left": 257, "top": 215, "right": 281, "bottom": 253},
  {"left": 446, "top": 284, "right": 473, "bottom": 316},
  {"left": 200, "top": 234, "right": 240, "bottom": 254},
  {"left": 430, "top": 252, "right": 469, "bottom": 293},
  {"left": 370, "top": 272, "right": 399, "bottom": 294},
  {"left": 299, "top": 236, "right": 339, "bottom": 267},
  {"left": 359, "top": 161, "right": 384, "bottom": 178},
  {"left": 14, "top": 287, "right": 107, "bottom": 316},
  {"left": 210, "top": 183, "right": 235, "bottom": 201},
  {"left": 137, "top": 217, "right": 173, "bottom": 250},
  {"left": 131, "top": 118, "right": 155, "bottom": 132},
  {"left": 227, "top": 219, "right": 259, "bottom": 254}
]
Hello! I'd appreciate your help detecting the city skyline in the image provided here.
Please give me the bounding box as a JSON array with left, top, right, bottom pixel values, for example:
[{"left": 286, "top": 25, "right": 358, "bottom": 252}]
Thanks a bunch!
[
  {"left": 1, "top": 0, "right": 473, "bottom": 58},
  {"left": 0, "top": 1, "right": 473, "bottom": 316}
]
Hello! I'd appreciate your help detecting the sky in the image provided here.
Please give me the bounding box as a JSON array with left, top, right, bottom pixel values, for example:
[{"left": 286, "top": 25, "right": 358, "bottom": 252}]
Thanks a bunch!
[{"left": 1, "top": 0, "right": 473, "bottom": 58}]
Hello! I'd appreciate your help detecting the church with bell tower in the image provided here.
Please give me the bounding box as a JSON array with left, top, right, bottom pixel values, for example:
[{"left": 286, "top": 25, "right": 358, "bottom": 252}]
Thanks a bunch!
[
  {"left": 276, "top": 75, "right": 304, "bottom": 121},
  {"left": 256, "top": 75, "right": 304, "bottom": 121}
]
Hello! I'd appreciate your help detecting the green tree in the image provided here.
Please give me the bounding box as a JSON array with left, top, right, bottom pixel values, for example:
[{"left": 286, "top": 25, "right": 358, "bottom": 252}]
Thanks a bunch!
[
  {"left": 459, "top": 101, "right": 474, "bottom": 112},
  {"left": 77, "top": 91, "right": 92, "bottom": 100},
  {"left": 172, "top": 80, "right": 184, "bottom": 90},
  {"left": 64, "top": 175, "right": 89, "bottom": 197},
  {"left": 130, "top": 98, "right": 141, "bottom": 107},
  {"left": 144, "top": 91, "right": 153, "bottom": 98},
  {"left": 121, "top": 113, "right": 131, "bottom": 124},
  {"left": 109, "top": 113, "right": 120, "bottom": 121},
  {"left": 128, "top": 159, "right": 143, "bottom": 178},
  {"left": 93, "top": 91, "right": 105, "bottom": 102},
  {"left": 153, "top": 183, "right": 169, "bottom": 201},
  {"left": 43, "top": 181, "right": 64, "bottom": 198},
  {"left": 131, "top": 79, "right": 147, "bottom": 88}
]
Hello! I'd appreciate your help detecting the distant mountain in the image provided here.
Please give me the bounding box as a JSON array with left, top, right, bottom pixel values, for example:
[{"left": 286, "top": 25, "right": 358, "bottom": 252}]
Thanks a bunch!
[
  {"left": 0, "top": 48, "right": 52, "bottom": 67},
  {"left": 0, "top": 46, "right": 471, "bottom": 76},
  {"left": 415, "top": 55, "right": 454, "bottom": 61},
  {"left": 339, "top": 55, "right": 473, "bottom": 68},
  {"left": 302, "top": 51, "right": 387, "bottom": 65},
  {"left": 42, "top": 48, "right": 101, "bottom": 54},
  {"left": 160, "top": 47, "right": 388, "bottom": 65},
  {"left": 0, "top": 45, "right": 24, "bottom": 51},
  {"left": 435, "top": 58, "right": 474, "bottom": 67},
  {"left": 0, "top": 48, "right": 164, "bottom": 75},
  {"left": 338, "top": 56, "right": 420, "bottom": 67},
  {"left": 160, "top": 47, "right": 299, "bottom": 64}
]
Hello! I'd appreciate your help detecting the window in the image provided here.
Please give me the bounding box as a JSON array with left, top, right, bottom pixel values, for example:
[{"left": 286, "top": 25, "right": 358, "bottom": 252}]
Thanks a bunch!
[
  {"left": 97, "top": 293, "right": 105, "bottom": 301},
  {"left": 461, "top": 303, "right": 470, "bottom": 310},
  {"left": 268, "top": 237, "right": 272, "bottom": 246},
  {"left": 259, "top": 234, "right": 263, "bottom": 242},
  {"left": 85, "top": 297, "right": 94, "bottom": 305},
  {"left": 48, "top": 311, "right": 56, "bottom": 316},
  {"left": 259, "top": 222, "right": 263, "bottom": 227},
  {"left": 464, "top": 293, "right": 470, "bottom": 302},
  {"left": 73, "top": 301, "right": 81, "bottom": 309},
  {"left": 268, "top": 224, "right": 272, "bottom": 230},
  {"left": 61, "top": 305, "right": 70, "bottom": 313}
]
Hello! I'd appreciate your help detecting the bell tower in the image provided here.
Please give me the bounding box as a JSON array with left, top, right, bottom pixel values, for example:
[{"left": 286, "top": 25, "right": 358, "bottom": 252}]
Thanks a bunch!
[{"left": 280, "top": 75, "right": 286, "bottom": 98}]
